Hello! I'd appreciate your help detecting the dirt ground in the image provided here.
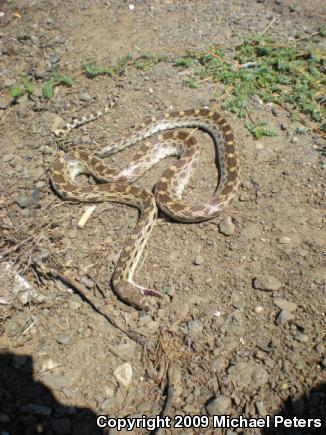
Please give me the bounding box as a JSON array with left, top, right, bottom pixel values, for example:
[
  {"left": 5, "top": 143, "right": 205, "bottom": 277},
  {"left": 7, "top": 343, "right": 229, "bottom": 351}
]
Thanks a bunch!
[{"left": 0, "top": 1, "right": 325, "bottom": 434}]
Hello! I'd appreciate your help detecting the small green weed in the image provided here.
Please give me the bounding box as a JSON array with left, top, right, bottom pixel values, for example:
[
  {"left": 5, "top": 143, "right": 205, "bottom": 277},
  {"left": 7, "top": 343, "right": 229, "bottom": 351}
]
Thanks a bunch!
[
  {"left": 135, "top": 52, "right": 168, "bottom": 70},
  {"left": 245, "top": 121, "right": 278, "bottom": 139},
  {"left": 42, "top": 73, "right": 74, "bottom": 100},
  {"left": 173, "top": 57, "right": 195, "bottom": 68},
  {"left": 10, "top": 78, "right": 34, "bottom": 99},
  {"left": 83, "top": 64, "right": 115, "bottom": 78}
]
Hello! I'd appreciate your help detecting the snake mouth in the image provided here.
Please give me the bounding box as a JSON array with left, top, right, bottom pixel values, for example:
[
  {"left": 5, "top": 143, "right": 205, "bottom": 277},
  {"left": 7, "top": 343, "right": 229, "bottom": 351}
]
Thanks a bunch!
[{"left": 142, "top": 288, "right": 163, "bottom": 298}]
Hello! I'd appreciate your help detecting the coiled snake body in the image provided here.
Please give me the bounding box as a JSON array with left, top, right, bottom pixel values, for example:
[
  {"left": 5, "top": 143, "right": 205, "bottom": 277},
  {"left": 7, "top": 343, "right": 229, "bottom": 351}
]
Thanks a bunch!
[{"left": 50, "top": 107, "right": 239, "bottom": 310}]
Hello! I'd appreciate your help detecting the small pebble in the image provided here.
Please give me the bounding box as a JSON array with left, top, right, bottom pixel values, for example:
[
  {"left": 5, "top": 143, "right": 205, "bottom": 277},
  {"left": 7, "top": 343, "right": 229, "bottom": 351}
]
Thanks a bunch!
[
  {"left": 273, "top": 298, "right": 297, "bottom": 313},
  {"left": 35, "top": 181, "right": 46, "bottom": 189},
  {"left": 315, "top": 343, "right": 324, "bottom": 354},
  {"left": 276, "top": 310, "right": 295, "bottom": 325},
  {"left": 128, "top": 4, "right": 135, "bottom": 10},
  {"left": 193, "top": 254, "right": 204, "bottom": 265},
  {"left": 79, "top": 92, "right": 92, "bottom": 102},
  {"left": 206, "top": 395, "right": 232, "bottom": 415},
  {"left": 219, "top": 215, "right": 235, "bottom": 236},
  {"left": 81, "top": 276, "right": 95, "bottom": 288},
  {"left": 255, "top": 306, "right": 264, "bottom": 314},
  {"left": 14, "top": 164, "right": 23, "bottom": 172},
  {"left": 2, "top": 153, "right": 15, "bottom": 163},
  {"left": 278, "top": 236, "right": 292, "bottom": 244},
  {"left": 16, "top": 195, "right": 31, "bottom": 209},
  {"left": 42, "top": 374, "right": 71, "bottom": 390},
  {"left": 295, "top": 333, "right": 309, "bottom": 343},
  {"left": 56, "top": 335, "right": 72, "bottom": 345},
  {"left": 113, "top": 362, "right": 133, "bottom": 388},
  {"left": 48, "top": 52, "right": 60, "bottom": 64},
  {"left": 187, "top": 319, "right": 203, "bottom": 337},
  {"left": 253, "top": 274, "right": 282, "bottom": 291}
]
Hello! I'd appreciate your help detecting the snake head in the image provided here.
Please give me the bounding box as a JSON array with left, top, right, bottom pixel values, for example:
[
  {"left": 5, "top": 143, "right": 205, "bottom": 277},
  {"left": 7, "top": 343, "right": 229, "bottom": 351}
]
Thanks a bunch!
[{"left": 114, "top": 281, "right": 162, "bottom": 311}]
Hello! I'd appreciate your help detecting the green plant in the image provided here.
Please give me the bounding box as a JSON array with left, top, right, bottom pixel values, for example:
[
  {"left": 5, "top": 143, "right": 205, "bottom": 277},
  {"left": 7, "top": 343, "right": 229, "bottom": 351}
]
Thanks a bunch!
[
  {"left": 245, "top": 121, "right": 278, "bottom": 139},
  {"left": 83, "top": 64, "right": 114, "bottom": 78},
  {"left": 42, "top": 73, "right": 74, "bottom": 100},
  {"left": 135, "top": 52, "right": 167, "bottom": 70},
  {"left": 174, "top": 57, "right": 195, "bottom": 68},
  {"left": 10, "top": 78, "right": 34, "bottom": 99},
  {"left": 179, "top": 34, "right": 325, "bottom": 134}
]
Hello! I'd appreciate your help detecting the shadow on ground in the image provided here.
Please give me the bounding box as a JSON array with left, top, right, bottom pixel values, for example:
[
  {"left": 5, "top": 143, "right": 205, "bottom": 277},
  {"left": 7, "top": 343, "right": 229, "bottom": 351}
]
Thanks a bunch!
[
  {"left": 262, "top": 382, "right": 326, "bottom": 435},
  {"left": 0, "top": 352, "right": 104, "bottom": 435}
]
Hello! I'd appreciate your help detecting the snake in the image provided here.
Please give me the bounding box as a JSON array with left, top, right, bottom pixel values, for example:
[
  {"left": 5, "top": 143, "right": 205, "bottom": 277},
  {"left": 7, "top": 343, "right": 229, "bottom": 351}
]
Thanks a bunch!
[{"left": 49, "top": 106, "right": 240, "bottom": 310}]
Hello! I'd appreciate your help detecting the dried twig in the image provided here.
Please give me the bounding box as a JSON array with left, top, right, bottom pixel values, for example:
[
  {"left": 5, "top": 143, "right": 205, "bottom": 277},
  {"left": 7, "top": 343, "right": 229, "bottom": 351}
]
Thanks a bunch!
[
  {"left": 34, "top": 262, "right": 144, "bottom": 345},
  {"left": 259, "top": 17, "right": 276, "bottom": 37}
]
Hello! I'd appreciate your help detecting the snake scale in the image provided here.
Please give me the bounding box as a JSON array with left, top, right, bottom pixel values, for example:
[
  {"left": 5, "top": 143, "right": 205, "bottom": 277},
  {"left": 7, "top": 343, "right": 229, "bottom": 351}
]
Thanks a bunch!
[{"left": 50, "top": 106, "right": 240, "bottom": 310}]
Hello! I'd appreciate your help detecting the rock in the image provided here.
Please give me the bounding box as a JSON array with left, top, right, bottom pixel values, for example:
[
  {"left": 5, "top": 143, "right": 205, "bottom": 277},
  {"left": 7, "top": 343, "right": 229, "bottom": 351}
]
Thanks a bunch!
[
  {"left": 20, "top": 403, "right": 52, "bottom": 416},
  {"left": 115, "top": 342, "right": 137, "bottom": 360},
  {"left": 80, "top": 276, "right": 94, "bottom": 288},
  {"left": 253, "top": 274, "right": 282, "bottom": 291},
  {"left": 30, "top": 35, "right": 39, "bottom": 45},
  {"left": 16, "top": 195, "right": 31, "bottom": 209},
  {"left": 276, "top": 310, "right": 295, "bottom": 325},
  {"left": 79, "top": 92, "right": 92, "bottom": 102},
  {"left": 113, "top": 362, "right": 133, "bottom": 388},
  {"left": 48, "top": 52, "right": 60, "bottom": 64},
  {"left": 322, "top": 358, "right": 326, "bottom": 369},
  {"left": 41, "top": 374, "right": 71, "bottom": 390},
  {"left": 278, "top": 236, "right": 292, "bottom": 244},
  {"left": 255, "top": 401, "right": 267, "bottom": 416},
  {"left": 2, "top": 153, "right": 15, "bottom": 163},
  {"left": 273, "top": 298, "right": 297, "bottom": 313},
  {"left": 50, "top": 418, "right": 71, "bottom": 434},
  {"left": 315, "top": 343, "right": 325, "bottom": 354},
  {"left": 187, "top": 319, "right": 203, "bottom": 337},
  {"left": 227, "top": 361, "right": 269, "bottom": 390},
  {"left": 56, "top": 335, "right": 72, "bottom": 345},
  {"left": 3, "top": 78, "right": 16, "bottom": 88},
  {"left": 0, "top": 94, "right": 12, "bottom": 109},
  {"left": 31, "top": 189, "right": 41, "bottom": 206},
  {"left": 295, "top": 333, "right": 309, "bottom": 343},
  {"left": 219, "top": 215, "right": 235, "bottom": 236},
  {"left": 138, "top": 314, "right": 153, "bottom": 326},
  {"left": 165, "top": 286, "right": 176, "bottom": 296},
  {"left": 255, "top": 305, "right": 264, "bottom": 314},
  {"left": 193, "top": 254, "right": 205, "bottom": 265},
  {"left": 35, "top": 180, "right": 46, "bottom": 189},
  {"left": 206, "top": 395, "right": 232, "bottom": 415}
]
